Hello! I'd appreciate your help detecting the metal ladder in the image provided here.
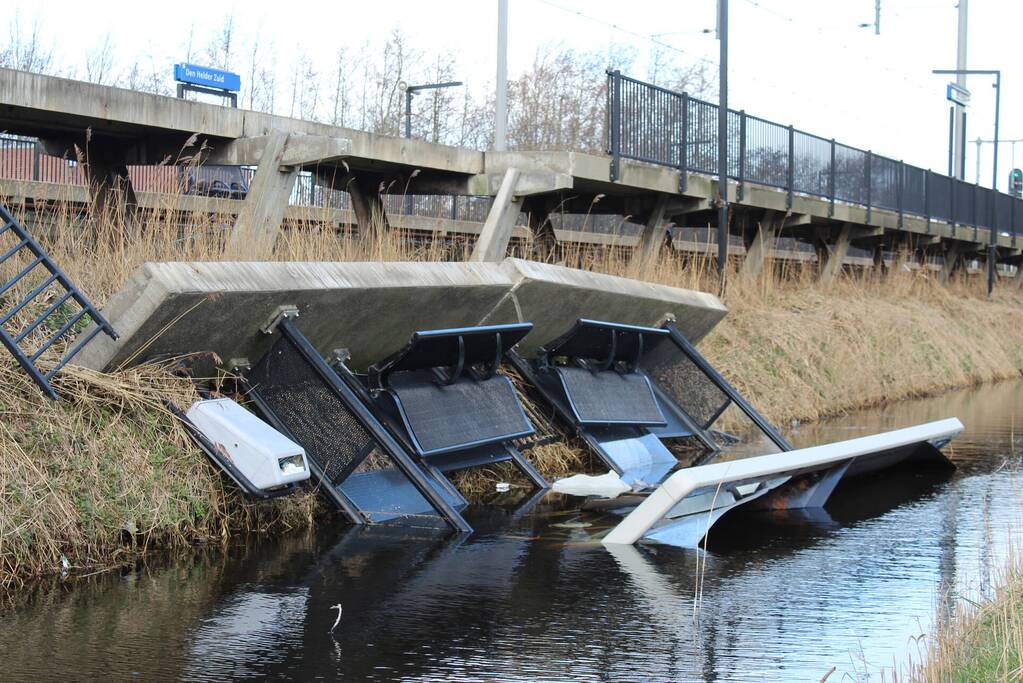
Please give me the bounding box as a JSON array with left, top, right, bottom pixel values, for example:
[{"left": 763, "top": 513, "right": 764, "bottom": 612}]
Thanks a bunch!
[{"left": 0, "top": 203, "right": 117, "bottom": 399}]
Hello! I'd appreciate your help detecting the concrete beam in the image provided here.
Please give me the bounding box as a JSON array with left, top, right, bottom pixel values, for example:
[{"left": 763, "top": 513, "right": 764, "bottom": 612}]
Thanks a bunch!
[
  {"left": 664, "top": 197, "right": 711, "bottom": 216},
  {"left": 279, "top": 134, "right": 353, "bottom": 168},
  {"left": 782, "top": 213, "right": 811, "bottom": 228},
  {"left": 629, "top": 194, "right": 670, "bottom": 274},
  {"left": 225, "top": 130, "right": 296, "bottom": 259},
  {"left": 468, "top": 170, "right": 572, "bottom": 197},
  {"left": 820, "top": 223, "right": 853, "bottom": 285},
  {"left": 739, "top": 212, "right": 779, "bottom": 283},
  {"left": 848, "top": 225, "right": 885, "bottom": 240},
  {"left": 470, "top": 168, "right": 522, "bottom": 262}
]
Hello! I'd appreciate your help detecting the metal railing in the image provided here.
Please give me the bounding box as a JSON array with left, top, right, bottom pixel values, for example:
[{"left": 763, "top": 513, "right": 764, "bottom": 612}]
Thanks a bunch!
[{"left": 606, "top": 70, "right": 1023, "bottom": 242}]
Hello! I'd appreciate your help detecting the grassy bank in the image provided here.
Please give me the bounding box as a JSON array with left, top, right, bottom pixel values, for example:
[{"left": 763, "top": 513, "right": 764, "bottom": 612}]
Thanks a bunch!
[
  {"left": 912, "top": 551, "right": 1023, "bottom": 681},
  {"left": 1, "top": 199, "right": 1022, "bottom": 590}
]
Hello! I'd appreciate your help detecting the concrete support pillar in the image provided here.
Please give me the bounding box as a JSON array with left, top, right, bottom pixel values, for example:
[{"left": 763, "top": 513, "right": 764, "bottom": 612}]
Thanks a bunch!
[
  {"left": 628, "top": 194, "right": 669, "bottom": 275},
  {"left": 348, "top": 176, "right": 389, "bottom": 238},
  {"left": 528, "top": 205, "right": 557, "bottom": 261},
  {"left": 85, "top": 151, "right": 138, "bottom": 225},
  {"left": 470, "top": 168, "right": 521, "bottom": 262},
  {"left": 226, "top": 130, "right": 297, "bottom": 259},
  {"left": 872, "top": 243, "right": 889, "bottom": 277},
  {"left": 738, "top": 211, "right": 778, "bottom": 282},
  {"left": 939, "top": 242, "right": 963, "bottom": 283},
  {"left": 819, "top": 223, "right": 853, "bottom": 285}
]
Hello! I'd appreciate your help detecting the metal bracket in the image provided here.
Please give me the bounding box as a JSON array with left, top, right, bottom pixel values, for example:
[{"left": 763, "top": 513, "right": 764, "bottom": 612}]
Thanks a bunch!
[
  {"left": 261, "top": 305, "right": 299, "bottom": 335},
  {"left": 331, "top": 347, "right": 352, "bottom": 365},
  {"left": 228, "top": 358, "right": 252, "bottom": 373}
]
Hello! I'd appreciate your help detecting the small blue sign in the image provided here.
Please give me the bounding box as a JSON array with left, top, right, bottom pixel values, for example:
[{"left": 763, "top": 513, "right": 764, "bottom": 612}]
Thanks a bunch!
[{"left": 174, "top": 63, "right": 241, "bottom": 92}]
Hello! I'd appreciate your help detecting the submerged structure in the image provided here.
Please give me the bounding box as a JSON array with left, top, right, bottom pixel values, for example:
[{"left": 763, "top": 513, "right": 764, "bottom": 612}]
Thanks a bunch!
[{"left": 66, "top": 257, "right": 962, "bottom": 545}]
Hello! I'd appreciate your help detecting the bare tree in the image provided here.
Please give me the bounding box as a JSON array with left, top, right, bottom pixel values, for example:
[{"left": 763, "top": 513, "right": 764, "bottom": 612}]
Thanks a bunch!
[
  {"left": 1, "top": 13, "right": 57, "bottom": 74},
  {"left": 85, "top": 33, "right": 115, "bottom": 85},
  {"left": 204, "top": 15, "right": 235, "bottom": 70}
]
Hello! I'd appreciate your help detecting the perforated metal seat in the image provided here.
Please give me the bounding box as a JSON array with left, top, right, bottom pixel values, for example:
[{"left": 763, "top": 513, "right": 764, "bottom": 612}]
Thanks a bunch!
[
  {"left": 360, "top": 323, "right": 548, "bottom": 491},
  {"left": 510, "top": 318, "right": 793, "bottom": 488}
]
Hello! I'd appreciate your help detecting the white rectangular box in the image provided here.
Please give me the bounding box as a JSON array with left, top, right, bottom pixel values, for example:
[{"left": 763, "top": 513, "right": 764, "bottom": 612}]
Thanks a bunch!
[{"left": 186, "top": 398, "right": 310, "bottom": 490}]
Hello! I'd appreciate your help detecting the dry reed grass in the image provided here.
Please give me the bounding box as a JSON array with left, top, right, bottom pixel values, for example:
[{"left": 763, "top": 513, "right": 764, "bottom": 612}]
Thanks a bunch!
[{"left": 1, "top": 192, "right": 1022, "bottom": 590}]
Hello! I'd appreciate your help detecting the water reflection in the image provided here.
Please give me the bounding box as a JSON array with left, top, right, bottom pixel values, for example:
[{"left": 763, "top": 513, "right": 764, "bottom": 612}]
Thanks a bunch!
[{"left": 1, "top": 380, "right": 1021, "bottom": 681}]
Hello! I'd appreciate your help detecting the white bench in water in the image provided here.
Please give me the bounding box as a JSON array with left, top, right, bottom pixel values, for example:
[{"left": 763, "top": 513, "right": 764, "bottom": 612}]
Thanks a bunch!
[{"left": 602, "top": 418, "right": 964, "bottom": 547}]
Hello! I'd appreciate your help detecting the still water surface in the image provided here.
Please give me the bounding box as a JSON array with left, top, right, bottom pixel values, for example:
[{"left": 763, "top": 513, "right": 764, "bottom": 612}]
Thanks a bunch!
[{"left": 2, "top": 380, "right": 1022, "bottom": 681}]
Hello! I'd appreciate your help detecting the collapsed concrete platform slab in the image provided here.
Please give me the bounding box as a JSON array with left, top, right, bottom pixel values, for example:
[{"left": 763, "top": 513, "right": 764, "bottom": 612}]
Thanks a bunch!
[
  {"left": 75, "top": 258, "right": 727, "bottom": 375},
  {"left": 490, "top": 258, "right": 726, "bottom": 356}
]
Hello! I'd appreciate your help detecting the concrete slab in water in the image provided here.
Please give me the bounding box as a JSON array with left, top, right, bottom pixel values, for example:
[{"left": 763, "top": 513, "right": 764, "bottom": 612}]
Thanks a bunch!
[{"left": 75, "top": 258, "right": 727, "bottom": 374}]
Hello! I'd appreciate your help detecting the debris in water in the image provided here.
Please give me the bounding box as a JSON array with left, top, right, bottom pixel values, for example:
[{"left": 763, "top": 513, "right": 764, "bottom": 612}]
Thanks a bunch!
[
  {"left": 329, "top": 603, "right": 343, "bottom": 633},
  {"left": 59, "top": 554, "right": 70, "bottom": 579},
  {"left": 552, "top": 520, "right": 593, "bottom": 529},
  {"left": 552, "top": 471, "right": 630, "bottom": 498}
]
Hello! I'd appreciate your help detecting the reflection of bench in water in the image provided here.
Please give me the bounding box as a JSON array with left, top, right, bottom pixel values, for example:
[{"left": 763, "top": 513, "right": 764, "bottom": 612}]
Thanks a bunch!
[{"left": 243, "top": 316, "right": 547, "bottom": 533}]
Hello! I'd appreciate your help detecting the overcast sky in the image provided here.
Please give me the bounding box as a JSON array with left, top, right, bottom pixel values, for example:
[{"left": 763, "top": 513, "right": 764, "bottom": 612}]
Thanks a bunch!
[{"left": 10, "top": 0, "right": 1022, "bottom": 191}]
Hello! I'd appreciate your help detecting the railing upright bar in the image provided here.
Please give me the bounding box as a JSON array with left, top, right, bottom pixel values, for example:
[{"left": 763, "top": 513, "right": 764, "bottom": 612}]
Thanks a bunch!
[
  {"left": 828, "top": 139, "right": 836, "bottom": 217},
  {"left": 897, "top": 160, "right": 904, "bottom": 228},
  {"left": 924, "top": 170, "right": 931, "bottom": 233},
  {"left": 786, "top": 125, "right": 794, "bottom": 209},
  {"left": 737, "top": 110, "right": 746, "bottom": 202},
  {"left": 680, "top": 92, "right": 689, "bottom": 193},
  {"left": 973, "top": 182, "right": 979, "bottom": 241},
  {"left": 865, "top": 151, "right": 872, "bottom": 224},
  {"left": 609, "top": 71, "right": 621, "bottom": 182}
]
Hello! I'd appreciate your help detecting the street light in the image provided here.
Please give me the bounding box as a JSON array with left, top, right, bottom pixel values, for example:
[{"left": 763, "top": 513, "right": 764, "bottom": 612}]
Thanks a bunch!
[
  {"left": 401, "top": 80, "right": 464, "bottom": 140},
  {"left": 399, "top": 80, "right": 464, "bottom": 215},
  {"left": 932, "top": 68, "right": 1001, "bottom": 295}
]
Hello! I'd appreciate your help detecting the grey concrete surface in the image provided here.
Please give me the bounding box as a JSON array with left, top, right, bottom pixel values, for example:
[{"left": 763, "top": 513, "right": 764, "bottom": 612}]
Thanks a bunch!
[
  {"left": 482, "top": 258, "right": 728, "bottom": 357},
  {"left": 469, "top": 168, "right": 521, "bottom": 262},
  {"left": 74, "top": 259, "right": 727, "bottom": 375}
]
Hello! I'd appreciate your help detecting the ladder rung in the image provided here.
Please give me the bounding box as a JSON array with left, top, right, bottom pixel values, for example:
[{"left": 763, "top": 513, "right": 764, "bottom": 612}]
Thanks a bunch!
[
  {"left": 0, "top": 255, "right": 45, "bottom": 297},
  {"left": 46, "top": 325, "right": 104, "bottom": 379},
  {"left": 0, "top": 221, "right": 13, "bottom": 238},
  {"left": 16, "top": 291, "right": 73, "bottom": 344},
  {"left": 0, "top": 238, "right": 29, "bottom": 265},
  {"left": 0, "top": 273, "right": 60, "bottom": 326},
  {"left": 30, "top": 308, "right": 89, "bottom": 362}
]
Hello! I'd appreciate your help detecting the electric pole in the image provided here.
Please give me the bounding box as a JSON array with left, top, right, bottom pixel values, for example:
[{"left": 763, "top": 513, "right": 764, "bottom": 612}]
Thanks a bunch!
[
  {"left": 717, "top": 0, "right": 729, "bottom": 287},
  {"left": 495, "top": 0, "right": 509, "bottom": 151},
  {"left": 953, "top": 0, "right": 968, "bottom": 180}
]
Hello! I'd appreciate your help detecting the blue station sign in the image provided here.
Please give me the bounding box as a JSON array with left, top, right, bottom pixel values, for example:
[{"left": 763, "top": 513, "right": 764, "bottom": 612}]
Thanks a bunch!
[{"left": 173, "top": 63, "right": 241, "bottom": 92}]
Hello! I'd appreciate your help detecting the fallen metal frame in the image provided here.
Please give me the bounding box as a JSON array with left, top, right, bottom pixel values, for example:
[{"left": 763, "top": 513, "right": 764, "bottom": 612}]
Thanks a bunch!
[
  {"left": 241, "top": 316, "right": 472, "bottom": 532},
  {"left": 335, "top": 322, "right": 550, "bottom": 493},
  {"left": 0, "top": 203, "right": 117, "bottom": 399},
  {"left": 509, "top": 319, "right": 742, "bottom": 483},
  {"left": 602, "top": 418, "right": 963, "bottom": 547}
]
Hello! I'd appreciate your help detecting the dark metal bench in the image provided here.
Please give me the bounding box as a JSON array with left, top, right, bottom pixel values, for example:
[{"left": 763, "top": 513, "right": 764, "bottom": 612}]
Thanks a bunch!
[
  {"left": 510, "top": 318, "right": 793, "bottom": 488},
  {"left": 242, "top": 316, "right": 472, "bottom": 532},
  {"left": 349, "top": 323, "right": 548, "bottom": 492},
  {"left": 241, "top": 317, "right": 548, "bottom": 534}
]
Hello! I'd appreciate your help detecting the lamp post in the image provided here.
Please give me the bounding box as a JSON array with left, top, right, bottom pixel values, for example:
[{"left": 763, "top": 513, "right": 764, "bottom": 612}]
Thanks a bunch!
[
  {"left": 716, "top": 0, "right": 728, "bottom": 289},
  {"left": 933, "top": 69, "right": 1000, "bottom": 294},
  {"left": 400, "top": 80, "right": 464, "bottom": 214}
]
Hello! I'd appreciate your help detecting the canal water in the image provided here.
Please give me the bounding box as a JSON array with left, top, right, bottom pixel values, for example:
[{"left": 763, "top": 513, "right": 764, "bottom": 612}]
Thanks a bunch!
[{"left": 2, "top": 380, "right": 1021, "bottom": 681}]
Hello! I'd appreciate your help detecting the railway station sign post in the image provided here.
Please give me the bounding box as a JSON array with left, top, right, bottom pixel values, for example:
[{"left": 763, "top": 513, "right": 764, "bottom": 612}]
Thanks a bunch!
[{"left": 173, "top": 63, "right": 241, "bottom": 107}]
